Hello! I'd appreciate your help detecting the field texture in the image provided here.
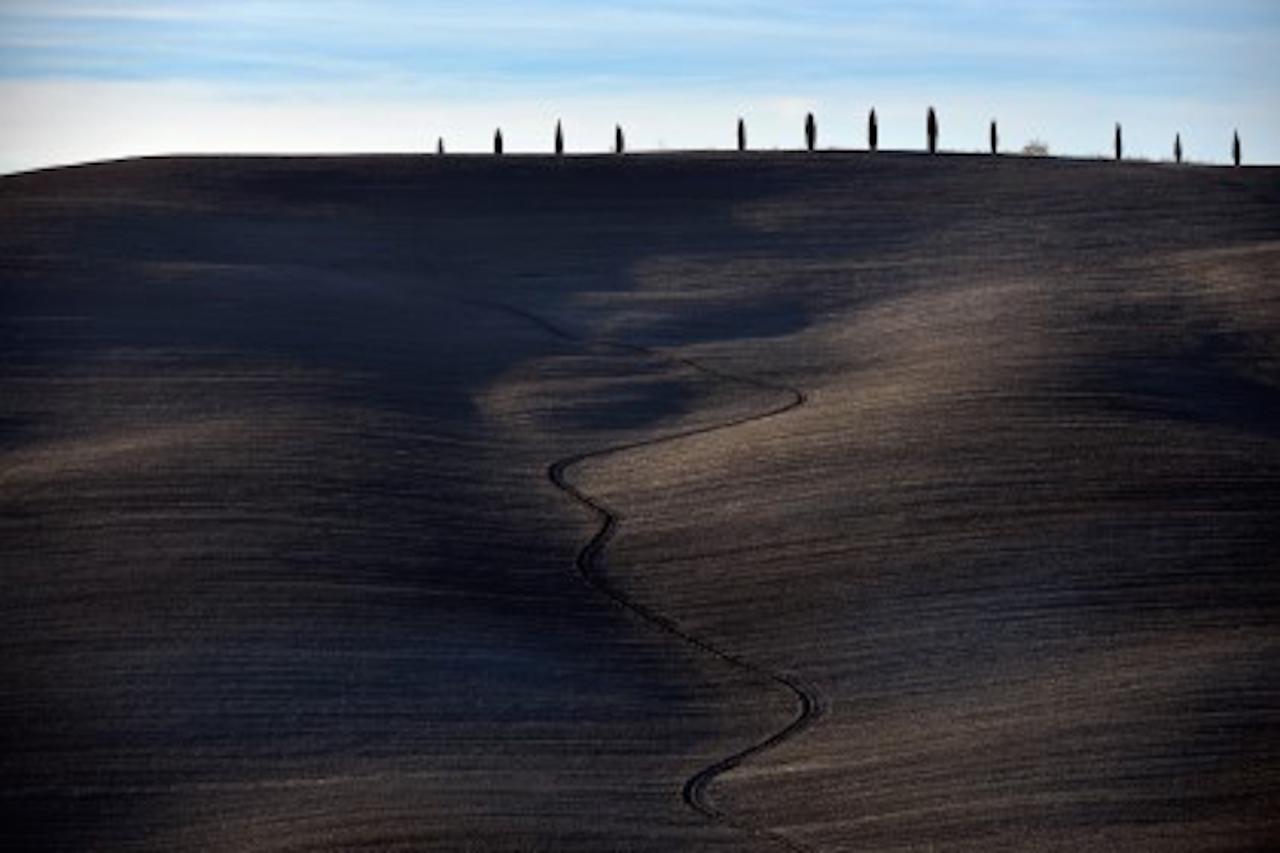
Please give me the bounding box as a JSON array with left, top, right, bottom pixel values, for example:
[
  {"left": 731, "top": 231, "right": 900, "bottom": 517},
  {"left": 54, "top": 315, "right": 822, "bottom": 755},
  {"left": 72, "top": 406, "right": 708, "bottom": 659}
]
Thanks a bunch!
[{"left": 3, "top": 153, "right": 1279, "bottom": 851}]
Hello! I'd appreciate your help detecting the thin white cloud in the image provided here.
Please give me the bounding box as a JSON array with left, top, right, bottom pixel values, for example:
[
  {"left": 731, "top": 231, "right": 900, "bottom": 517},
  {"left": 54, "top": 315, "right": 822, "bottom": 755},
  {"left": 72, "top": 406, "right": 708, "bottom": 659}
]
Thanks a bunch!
[
  {"left": 4, "top": 1, "right": 1270, "bottom": 64},
  {"left": 0, "top": 1, "right": 311, "bottom": 22}
]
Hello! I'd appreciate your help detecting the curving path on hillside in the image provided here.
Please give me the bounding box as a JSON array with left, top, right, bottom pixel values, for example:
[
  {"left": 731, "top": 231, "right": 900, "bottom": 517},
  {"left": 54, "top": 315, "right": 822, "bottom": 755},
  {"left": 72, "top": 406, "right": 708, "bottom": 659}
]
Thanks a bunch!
[{"left": 474, "top": 298, "right": 824, "bottom": 852}]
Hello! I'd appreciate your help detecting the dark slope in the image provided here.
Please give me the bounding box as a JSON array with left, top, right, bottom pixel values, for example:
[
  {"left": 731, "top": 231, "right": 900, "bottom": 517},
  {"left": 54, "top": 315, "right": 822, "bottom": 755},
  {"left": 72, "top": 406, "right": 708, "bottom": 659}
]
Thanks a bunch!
[{"left": 2, "top": 153, "right": 1279, "bottom": 851}]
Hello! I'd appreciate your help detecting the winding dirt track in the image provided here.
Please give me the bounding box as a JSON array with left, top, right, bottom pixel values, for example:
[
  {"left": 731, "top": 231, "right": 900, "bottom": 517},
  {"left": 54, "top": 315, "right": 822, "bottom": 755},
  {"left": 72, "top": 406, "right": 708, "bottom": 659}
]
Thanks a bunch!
[{"left": 476, "top": 298, "right": 824, "bottom": 852}]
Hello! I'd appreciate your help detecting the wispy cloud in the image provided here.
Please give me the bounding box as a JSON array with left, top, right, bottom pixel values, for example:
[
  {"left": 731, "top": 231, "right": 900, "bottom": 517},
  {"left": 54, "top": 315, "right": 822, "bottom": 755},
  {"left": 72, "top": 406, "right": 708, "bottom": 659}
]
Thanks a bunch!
[{"left": 3, "top": 1, "right": 1276, "bottom": 88}]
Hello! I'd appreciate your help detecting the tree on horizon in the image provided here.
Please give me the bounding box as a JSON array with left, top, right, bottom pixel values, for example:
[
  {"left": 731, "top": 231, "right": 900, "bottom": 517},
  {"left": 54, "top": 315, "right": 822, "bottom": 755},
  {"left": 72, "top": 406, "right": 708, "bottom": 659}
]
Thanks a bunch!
[
  {"left": 555, "top": 120, "right": 564, "bottom": 156},
  {"left": 494, "top": 129, "right": 503, "bottom": 156},
  {"left": 1174, "top": 133, "right": 1182, "bottom": 164},
  {"left": 1115, "top": 123, "right": 1122, "bottom": 161},
  {"left": 805, "top": 113, "right": 816, "bottom": 151},
  {"left": 927, "top": 107, "right": 938, "bottom": 154},
  {"left": 1233, "top": 130, "right": 1242, "bottom": 167},
  {"left": 616, "top": 125, "right": 625, "bottom": 154},
  {"left": 990, "top": 120, "right": 998, "bottom": 156},
  {"left": 738, "top": 118, "right": 747, "bottom": 152},
  {"left": 868, "top": 109, "right": 878, "bottom": 152}
]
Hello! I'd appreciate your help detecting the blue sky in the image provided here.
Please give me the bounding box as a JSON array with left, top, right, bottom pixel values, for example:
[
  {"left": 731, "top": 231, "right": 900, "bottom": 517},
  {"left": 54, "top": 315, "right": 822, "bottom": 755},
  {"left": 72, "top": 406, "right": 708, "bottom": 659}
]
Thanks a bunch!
[{"left": 2, "top": 1, "right": 1277, "bottom": 172}]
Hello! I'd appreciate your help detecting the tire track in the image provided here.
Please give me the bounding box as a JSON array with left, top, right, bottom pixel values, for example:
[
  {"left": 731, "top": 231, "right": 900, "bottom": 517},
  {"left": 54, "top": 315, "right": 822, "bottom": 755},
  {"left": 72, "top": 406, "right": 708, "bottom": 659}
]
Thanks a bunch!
[{"left": 475, "top": 298, "right": 823, "bottom": 852}]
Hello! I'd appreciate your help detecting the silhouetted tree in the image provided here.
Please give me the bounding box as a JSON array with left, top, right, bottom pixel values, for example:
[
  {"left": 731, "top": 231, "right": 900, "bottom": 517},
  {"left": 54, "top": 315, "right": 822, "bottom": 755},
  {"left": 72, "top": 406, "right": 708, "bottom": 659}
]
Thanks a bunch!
[
  {"left": 1233, "top": 130, "right": 1241, "bottom": 167},
  {"left": 1174, "top": 133, "right": 1182, "bottom": 164},
  {"left": 868, "top": 108, "right": 878, "bottom": 152},
  {"left": 555, "top": 120, "right": 564, "bottom": 156},
  {"left": 494, "top": 129, "right": 503, "bottom": 155},
  {"left": 615, "top": 125, "right": 625, "bottom": 154},
  {"left": 927, "top": 107, "right": 938, "bottom": 154},
  {"left": 437, "top": 137, "right": 444, "bottom": 155},
  {"left": 990, "top": 120, "right": 998, "bottom": 155},
  {"left": 1114, "top": 123, "right": 1122, "bottom": 161},
  {"left": 738, "top": 118, "right": 747, "bottom": 152},
  {"left": 805, "top": 112, "right": 816, "bottom": 151}
]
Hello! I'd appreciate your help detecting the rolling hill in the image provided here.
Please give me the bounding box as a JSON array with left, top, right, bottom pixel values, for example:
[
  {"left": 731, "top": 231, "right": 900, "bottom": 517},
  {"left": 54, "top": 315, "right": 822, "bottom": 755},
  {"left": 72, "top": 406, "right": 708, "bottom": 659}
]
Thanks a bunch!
[{"left": 3, "top": 152, "right": 1279, "bottom": 851}]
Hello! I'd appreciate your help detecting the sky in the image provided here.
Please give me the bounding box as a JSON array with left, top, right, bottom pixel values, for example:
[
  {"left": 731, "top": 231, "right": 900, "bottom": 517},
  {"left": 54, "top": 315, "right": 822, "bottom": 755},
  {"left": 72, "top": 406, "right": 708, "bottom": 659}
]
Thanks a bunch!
[{"left": 1, "top": 0, "right": 1277, "bottom": 173}]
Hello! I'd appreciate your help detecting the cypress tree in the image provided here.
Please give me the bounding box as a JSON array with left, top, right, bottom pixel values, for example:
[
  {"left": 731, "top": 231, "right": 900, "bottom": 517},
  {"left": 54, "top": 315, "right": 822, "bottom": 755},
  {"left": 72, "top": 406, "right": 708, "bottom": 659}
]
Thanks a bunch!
[
  {"left": 738, "top": 118, "right": 747, "bottom": 152},
  {"left": 1114, "top": 123, "right": 1122, "bottom": 161},
  {"left": 1174, "top": 133, "right": 1182, "bottom": 164},
  {"left": 868, "top": 108, "right": 878, "bottom": 152},
  {"left": 990, "top": 120, "right": 998, "bottom": 155},
  {"left": 494, "top": 129, "right": 503, "bottom": 156},
  {"left": 927, "top": 107, "right": 938, "bottom": 154},
  {"left": 437, "top": 137, "right": 444, "bottom": 155},
  {"left": 805, "top": 112, "right": 816, "bottom": 151},
  {"left": 555, "top": 120, "right": 564, "bottom": 156},
  {"left": 1233, "top": 130, "right": 1241, "bottom": 167},
  {"left": 615, "top": 125, "right": 625, "bottom": 154}
]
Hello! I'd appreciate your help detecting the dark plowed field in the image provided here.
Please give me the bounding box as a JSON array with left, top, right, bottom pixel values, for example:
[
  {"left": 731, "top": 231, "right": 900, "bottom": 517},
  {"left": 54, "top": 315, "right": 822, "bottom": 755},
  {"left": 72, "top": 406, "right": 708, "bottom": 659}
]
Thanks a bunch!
[{"left": 3, "top": 152, "right": 1279, "bottom": 851}]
